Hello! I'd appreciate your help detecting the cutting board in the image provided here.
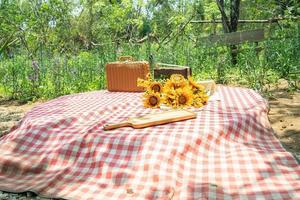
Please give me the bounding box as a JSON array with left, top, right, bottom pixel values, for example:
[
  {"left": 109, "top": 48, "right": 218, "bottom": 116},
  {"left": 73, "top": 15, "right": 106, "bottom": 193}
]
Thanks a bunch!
[{"left": 103, "top": 110, "right": 196, "bottom": 131}]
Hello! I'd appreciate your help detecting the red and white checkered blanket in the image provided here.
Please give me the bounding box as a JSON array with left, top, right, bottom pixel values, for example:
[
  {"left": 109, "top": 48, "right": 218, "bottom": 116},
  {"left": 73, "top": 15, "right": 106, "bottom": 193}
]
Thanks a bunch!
[{"left": 0, "top": 86, "right": 299, "bottom": 199}]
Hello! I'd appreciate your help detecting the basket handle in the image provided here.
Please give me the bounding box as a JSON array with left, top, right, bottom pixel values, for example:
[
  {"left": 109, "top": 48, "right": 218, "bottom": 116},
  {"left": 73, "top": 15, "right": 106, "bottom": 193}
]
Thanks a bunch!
[{"left": 119, "top": 56, "right": 134, "bottom": 62}]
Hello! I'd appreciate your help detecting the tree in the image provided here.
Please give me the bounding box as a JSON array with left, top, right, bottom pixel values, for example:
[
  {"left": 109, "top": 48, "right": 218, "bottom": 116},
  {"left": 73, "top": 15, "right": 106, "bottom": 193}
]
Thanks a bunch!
[
  {"left": 275, "top": 0, "right": 300, "bottom": 16},
  {"left": 216, "top": 0, "right": 241, "bottom": 65}
]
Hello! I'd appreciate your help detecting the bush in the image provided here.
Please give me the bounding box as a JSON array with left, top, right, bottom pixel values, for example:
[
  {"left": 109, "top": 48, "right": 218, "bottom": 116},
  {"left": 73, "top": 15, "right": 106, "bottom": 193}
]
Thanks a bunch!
[{"left": 0, "top": 23, "right": 299, "bottom": 101}]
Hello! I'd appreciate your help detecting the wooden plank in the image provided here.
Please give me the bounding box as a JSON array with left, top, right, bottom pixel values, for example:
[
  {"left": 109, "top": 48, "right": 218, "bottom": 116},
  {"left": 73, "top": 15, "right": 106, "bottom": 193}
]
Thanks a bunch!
[
  {"left": 201, "top": 29, "right": 265, "bottom": 45},
  {"left": 191, "top": 19, "right": 271, "bottom": 24},
  {"left": 156, "top": 63, "right": 188, "bottom": 68},
  {"left": 190, "top": 17, "right": 300, "bottom": 24},
  {"left": 103, "top": 110, "right": 197, "bottom": 130}
]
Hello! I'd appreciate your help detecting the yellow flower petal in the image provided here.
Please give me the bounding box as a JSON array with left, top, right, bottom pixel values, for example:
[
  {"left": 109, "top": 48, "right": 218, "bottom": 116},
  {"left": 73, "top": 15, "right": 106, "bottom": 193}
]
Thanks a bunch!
[
  {"left": 170, "top": 74, "right": 187, "bottom": 88},
  {"left": 175, "top": 87, "right": 193, "bottom": 108},
  {"left": 188, "top": 76, "right": 205, "bottom": 91},
  {"left": 143, "top": 92, "right": 161, "bottom": 108},
  {"left": 148, "top": 82, "right": 163, "bottom": 93},
  {"left": 163, "top": 89, "right": 177, "bottom": 107},
  {"left": 137, "top": 78, "right": 150, "bottom": 88}
]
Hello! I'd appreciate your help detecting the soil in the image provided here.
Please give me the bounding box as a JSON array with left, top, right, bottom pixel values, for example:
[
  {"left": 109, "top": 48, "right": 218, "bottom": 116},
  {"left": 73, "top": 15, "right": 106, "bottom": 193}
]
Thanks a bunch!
[
  {"left": 267, "top": 89, "right": 300, "bottom": 160},
  {"left": 0, "top": 86, "right": 299, "bottom": 199},
  {"left": 0, "top": 99, "right": 43, "bottom": 135}
]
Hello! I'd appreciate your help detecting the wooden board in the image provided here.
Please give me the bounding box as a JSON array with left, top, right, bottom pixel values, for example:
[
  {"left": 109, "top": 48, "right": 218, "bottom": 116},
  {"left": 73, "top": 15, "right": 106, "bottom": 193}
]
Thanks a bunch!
[
  {"left": 103, "top": 110, "right": 196, "bottom": 131},
  {"left": 200, "top": 29, "right": 265, "bottom": 46}
]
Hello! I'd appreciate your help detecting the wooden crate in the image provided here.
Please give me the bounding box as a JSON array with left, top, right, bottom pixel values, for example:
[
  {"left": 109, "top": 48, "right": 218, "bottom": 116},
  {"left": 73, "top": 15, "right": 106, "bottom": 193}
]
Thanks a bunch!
[{"left": 154, "top": 63, "right": 192, "bottom": 79}]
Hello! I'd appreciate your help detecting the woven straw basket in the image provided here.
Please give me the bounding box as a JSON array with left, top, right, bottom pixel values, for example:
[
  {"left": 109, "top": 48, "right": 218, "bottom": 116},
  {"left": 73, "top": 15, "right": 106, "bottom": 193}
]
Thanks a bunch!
[{"left": 105, "top": 56, "right": 149, "bottom": 92}]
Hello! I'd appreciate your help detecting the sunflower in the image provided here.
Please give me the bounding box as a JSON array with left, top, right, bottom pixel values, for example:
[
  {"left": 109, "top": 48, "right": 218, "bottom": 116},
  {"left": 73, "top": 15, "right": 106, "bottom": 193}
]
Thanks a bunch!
[
  {"left": 193, "top": 92, "right": 209, "bottom": 106},
  {"left": 201, "top": 93, "right": 209, "bottom": 104},
  {"left": 137, "top": 73, "right": 153, "bottom": 88},
  {"left": 163, "top": 88, "right": 177, "bottom": 107},
  {"left": 170, "top": 74, "right": 187, "bottom": 88},
  {"left": 175, "top": 87, "right": 193, "bottom": 108},
  {"left": 188, "top": 76, "right": 205, "bottom": 91},
  {"left": 193, "top": 100, "right": 204, "bottom": 108},
  {"left": 146, "top": 73, "right": 152, "bottom": 81},
  {"left": 163, "top": 79, "right": 175, "bottom": 91},
  {"left": 143, "top": 92, "right": 161, "bottom": 108},
  {"left": 148, "top": 82, "right": 163, "bottom": 93},
  {"left": 140, "top": 73, "right": 209, "bottom": 109},
  {"left": 137, "top": 78, "right": 149, "bottom": 88}
]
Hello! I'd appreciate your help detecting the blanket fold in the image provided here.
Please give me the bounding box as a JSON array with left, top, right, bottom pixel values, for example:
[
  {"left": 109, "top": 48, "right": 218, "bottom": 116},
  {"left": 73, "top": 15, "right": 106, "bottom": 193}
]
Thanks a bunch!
[{"left": 0, "top": 86, "right": 299, "bottom": 200}]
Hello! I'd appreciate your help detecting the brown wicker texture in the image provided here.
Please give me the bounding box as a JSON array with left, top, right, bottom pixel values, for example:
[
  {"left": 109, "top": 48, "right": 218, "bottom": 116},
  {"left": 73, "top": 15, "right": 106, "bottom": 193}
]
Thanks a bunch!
[{"left": 105, "top": 61, "right": 149, "bottom": 92}]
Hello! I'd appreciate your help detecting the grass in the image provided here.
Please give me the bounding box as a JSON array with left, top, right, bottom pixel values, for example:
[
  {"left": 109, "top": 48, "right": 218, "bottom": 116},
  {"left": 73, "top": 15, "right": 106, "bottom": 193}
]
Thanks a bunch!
[{"left": 0, "top": 32, "right": 299, "bottom": 102}]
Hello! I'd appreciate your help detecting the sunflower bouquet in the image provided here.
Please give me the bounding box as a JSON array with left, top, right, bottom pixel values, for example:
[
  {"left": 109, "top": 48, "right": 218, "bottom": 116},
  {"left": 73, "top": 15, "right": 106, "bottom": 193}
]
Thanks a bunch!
[{"left": 137, "top": 74, "right": 209, "bottom": 109}]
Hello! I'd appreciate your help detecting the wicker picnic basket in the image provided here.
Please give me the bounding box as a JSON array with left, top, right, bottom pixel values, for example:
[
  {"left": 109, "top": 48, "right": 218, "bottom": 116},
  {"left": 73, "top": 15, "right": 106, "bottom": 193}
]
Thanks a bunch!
[{"left": 105, "top": 56, "right": 150, "bottom": 92}]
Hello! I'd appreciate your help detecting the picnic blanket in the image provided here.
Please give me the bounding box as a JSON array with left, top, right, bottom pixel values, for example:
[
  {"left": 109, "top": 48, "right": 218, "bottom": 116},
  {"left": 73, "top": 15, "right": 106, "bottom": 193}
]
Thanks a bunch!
[{"left": 0, "top": 86, "right": 299, "bottom": 200}]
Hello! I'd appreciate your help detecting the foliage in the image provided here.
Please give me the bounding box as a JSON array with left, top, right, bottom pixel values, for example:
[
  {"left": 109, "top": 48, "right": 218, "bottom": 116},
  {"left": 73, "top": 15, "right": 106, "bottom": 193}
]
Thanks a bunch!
[
  {"left": 0, "top": 0, "right": 299, "bottom": 101},
  {"left": 0, "top": 51, "right": 107, "bottom": 100}
]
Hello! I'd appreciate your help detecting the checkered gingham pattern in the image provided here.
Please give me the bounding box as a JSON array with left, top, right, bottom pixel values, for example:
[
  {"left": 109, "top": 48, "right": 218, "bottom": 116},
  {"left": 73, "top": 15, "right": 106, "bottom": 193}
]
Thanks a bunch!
[{"left": 0, "top": 86, "right": 299, "bottom": 200}]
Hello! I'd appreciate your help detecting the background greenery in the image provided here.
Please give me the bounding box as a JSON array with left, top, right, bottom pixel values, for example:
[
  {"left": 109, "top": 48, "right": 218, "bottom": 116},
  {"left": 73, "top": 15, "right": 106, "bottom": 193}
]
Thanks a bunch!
[{"left": 0, "top": 0, "right": 299, "bottom": 101}]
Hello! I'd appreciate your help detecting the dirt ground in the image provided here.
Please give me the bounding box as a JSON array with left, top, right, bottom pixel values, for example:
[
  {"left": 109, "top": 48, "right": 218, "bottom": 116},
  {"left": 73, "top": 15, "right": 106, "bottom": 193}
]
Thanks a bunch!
[
  {"left": 0, "top": 99, "right": 43, "bottom": 135},
  {"left": 267, "top": 90, "right": 300, "bottom": 160}
]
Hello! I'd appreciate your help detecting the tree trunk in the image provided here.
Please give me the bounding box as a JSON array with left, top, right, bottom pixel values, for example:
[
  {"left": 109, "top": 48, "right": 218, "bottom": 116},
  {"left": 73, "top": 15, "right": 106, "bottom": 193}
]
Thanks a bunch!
[
  {"left": 87, "top": 0, "right": 94, "bottom": 50},
  {"left": 229, "top": 0, "right": 240, "bottom": 65},
  {"left": 216, "top": 0, "right": 241, "bottom": 65},
  {"left": 230, "top": 0, "right": 240, "bottom": 32},
  {"left": 216, "top": 0, "right": 230, "bottom": 33}
]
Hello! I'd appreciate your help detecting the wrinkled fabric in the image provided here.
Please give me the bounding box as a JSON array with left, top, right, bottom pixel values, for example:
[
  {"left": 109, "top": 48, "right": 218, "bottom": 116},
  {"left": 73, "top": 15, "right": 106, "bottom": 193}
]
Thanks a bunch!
[{"left": 0, "top": 86, "right": 299, "bottom": 200}]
